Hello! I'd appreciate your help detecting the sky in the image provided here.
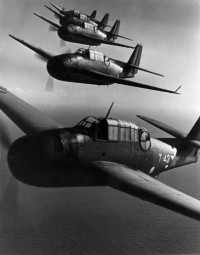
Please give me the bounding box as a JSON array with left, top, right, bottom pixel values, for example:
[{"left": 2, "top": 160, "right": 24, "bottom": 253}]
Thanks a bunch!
[
  {"left": 1, "top": 0, "right": 200, "bottom": 131},
  {"left": 0, "top": 1, "right": 200, "bottom": 254}
]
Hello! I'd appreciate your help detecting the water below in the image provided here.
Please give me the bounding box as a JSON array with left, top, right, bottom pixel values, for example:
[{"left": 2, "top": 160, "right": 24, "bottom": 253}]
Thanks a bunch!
[{"left": 0, "top": 149, "right": 200, "bottom": 255}]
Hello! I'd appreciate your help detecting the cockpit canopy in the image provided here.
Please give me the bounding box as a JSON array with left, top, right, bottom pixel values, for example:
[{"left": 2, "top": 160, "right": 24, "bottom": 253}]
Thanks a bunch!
[
  {"left": 75, "top": 116, "right": 151, "bottom": 150},
  {"left": 75, "top": 48, "right": 108, "bottom": 62}
]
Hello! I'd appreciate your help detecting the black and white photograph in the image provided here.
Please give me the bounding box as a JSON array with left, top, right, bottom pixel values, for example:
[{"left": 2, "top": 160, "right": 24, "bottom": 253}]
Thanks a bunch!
[{"left": 0, "top": 0, "right": 200, "bottom": 254}]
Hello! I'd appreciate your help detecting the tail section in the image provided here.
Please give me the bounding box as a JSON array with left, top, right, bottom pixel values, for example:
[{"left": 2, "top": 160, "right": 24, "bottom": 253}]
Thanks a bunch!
[
  {"left": 90, "top": 10, "right": 97, "bottom": 20},
  {"left": 124, "top": 44, "right": 143, "bottom": 76},
  {"left": 107, "top": 20, "right": 120, "bottom": 41},
  {"left": 98, "top": 13, "right": 109, "bottom": 30},
  {"left": 187, "top": 117, "right": 200, "bottom": 141}
]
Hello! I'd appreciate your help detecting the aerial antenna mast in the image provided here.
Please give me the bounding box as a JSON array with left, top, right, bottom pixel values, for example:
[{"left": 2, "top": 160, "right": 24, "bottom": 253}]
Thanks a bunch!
[{"left": 105, "top": 102, "right": 114, "bottom": 118}]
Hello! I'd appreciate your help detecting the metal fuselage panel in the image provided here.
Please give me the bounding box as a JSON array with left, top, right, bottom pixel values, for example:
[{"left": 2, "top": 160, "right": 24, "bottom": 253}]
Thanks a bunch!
[
  {"left": 8, "top": 128, "right": 197, "bottom": 187},
  {"left": 77, "top": 137, "right": 177, "bottom": 177},
  {"left": 47, "top": 54, "right": 123, "bottom": 85},
  {"left": 58, "top": 24, "right": 107, "bottom": 46}
]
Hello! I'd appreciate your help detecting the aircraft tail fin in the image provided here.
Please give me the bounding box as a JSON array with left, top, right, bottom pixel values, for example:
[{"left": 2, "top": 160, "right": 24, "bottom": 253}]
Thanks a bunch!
[
  {"left": 90, "top": 10, "right": 97, "bottom": 20},
  {"left": 99, "top": 13, "right": 109, "bottom": 30},
  {"left": 187, "top": 117, "right": 200, "bottom": 141},
  {"left": 123, "top": 44, "right": 143, "bottom": 76},
  {"left": 107, "top": 20, "right": 120, "bottom": 40}
]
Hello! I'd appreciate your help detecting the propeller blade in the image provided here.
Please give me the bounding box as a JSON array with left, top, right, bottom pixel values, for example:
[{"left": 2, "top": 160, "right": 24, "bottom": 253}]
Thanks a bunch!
[
  {"left": 49, "top": 24, "right": 58, "bottom": 32},
  {"left": 45, "top": 76, "right": 54, "bottom": 92},
  {"left": 65, "top": 48, "right": 72, "bottom": 54},
  {"left": 0, "top": 118, "right": 12, "bottom": 149},
  {"left": 60, "top": 39, "right": 66, "bottom": 47},
  {"left": 54, "top": 13, "right": 60, "bottom": 19},
  {"left": 34, "top": 53, "right": 47, "bottom": 62}
]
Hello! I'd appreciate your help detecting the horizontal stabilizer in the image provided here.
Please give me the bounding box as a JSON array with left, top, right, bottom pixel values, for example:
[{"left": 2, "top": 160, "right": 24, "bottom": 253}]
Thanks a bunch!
[
  {"left": 9, "top": 35, "right": 53, "bottom": 60},
  {"left": 107, "top": 33, "right": 133, "bottom": 41},
  {"left": 137, "top": 115, "right": 186, "bottom": 138},
  {"left": 128, "top": 64, "right": 164, "bottom": 77}
]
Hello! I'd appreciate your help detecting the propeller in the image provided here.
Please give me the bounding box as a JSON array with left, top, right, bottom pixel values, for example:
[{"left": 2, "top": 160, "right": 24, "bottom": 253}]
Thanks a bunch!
[
  {"left": 45, "top": 76, "right": 54, "bottom": 92},
  {"left": 0, "top": 115, "right": 19, "bottom": 215},
  {"left": 33, "top": 53, "right": 54, "bottom": 92},
  {"left": 60, "top": 39, "right": 66, "bottom": 47},
  {"left": 65, "top": 48, "right": 72, "bottom": 54},
  {"left": 49, "top": 24, "right": 58, "bottom": 32},
  {"left": 0, "top": 116, "right": 12, "bottom": 150}
]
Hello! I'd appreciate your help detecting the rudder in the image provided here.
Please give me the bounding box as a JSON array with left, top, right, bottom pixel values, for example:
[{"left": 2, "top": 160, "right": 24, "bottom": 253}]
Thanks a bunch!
[
  {"left": 90, "top": 10, "right": 97, "bottom": 20},
  {"left": 108, "top": 20, "right": 120, "bottom": 40},
  {"left": 187, "top": 117, "right": 200, "bottom": 140},
  {"left": 99, "top": 13, "right": 109, "bottom": 30},
  {"left": 125, "top": 44, "right": 143, "bottom": 76}
]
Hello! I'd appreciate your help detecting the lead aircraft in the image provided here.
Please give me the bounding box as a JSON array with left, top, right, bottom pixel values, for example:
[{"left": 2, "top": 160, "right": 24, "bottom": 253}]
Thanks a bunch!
[{"left": 0, "top": 86, "right": 200, "bottom": 221}]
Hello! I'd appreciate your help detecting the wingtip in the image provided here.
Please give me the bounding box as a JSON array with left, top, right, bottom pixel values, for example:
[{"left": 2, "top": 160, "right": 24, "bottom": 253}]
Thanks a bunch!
[
  {"left": 175, "top": 85, "right": 181, "bottom": 93},
  {"left": 9, "top": 34, "right": 18, "bottom": 41}
]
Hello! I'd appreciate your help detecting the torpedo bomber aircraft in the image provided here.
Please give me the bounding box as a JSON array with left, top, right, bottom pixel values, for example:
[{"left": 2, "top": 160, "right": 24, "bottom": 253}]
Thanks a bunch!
[
  {"left": 0, "top": 86, "right": 200, "bottom": 221},
  {"left": 34, "top": 12, "right": 133, "bottom": 49},
  {"left": 9, "top": 35, "right": 180, "bottom": 94},
  {"left": 49, "top": 2, "right": 111, "bottom": 29}
]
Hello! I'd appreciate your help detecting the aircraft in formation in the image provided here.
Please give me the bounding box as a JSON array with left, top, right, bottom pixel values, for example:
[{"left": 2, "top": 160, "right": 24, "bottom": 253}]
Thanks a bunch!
[
  {"left": 9, "top": 35, "right": 180, "bottom": 94},
  {"left": 34, "top": 10, "right": 133, "bottom": 49},
  {"left": 5, "top": 2, "right": 200, "bottom": 223},
  {"left": 0, "top": 86, "right": 199, "bottom": 221},
  {"left": 49, "top": 2, "right": 112, "bottom": 29}
]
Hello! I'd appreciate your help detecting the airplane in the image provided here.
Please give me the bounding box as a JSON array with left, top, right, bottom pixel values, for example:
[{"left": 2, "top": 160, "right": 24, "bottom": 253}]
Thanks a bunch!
[
  {"left": 0, "top": 85, "right": 200, "bottom": 221},
  {"left": 45, "top": 4, "right": 110, "bottom": 31},
  {"left": 9, "top": 35, "right": 180, "bottom": 94},
  {"left": 49, "top": 2, "right": 112, "bottom": 29},
  {"left": 34, "top": 12, "right": 133, "bottom": 49}
]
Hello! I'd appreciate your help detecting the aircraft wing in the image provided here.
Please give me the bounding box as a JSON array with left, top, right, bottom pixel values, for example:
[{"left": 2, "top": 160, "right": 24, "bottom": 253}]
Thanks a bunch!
[
  {"left": 78, "top": 69, "right": 179, "bottom": 94},
  {"left": 0, "top": 86, "right": 64, "bottom": 135},
  {"left": 9, "top": 35, "right": 53, "bottom": 61},
  {"left": 91, "top": 161, "right": 200, "bottom": 221}
]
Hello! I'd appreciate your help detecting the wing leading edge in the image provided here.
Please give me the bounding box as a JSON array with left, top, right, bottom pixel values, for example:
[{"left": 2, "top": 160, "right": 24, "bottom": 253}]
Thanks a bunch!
[
  {"left": 91, "top": 161, "right": 200, "bottom": 221},
  {"left": 0, "top": 86, "right": 64, "bottom": 135},
  {"left": 79, "top": 69, "right": 180, "bottom": 94}
]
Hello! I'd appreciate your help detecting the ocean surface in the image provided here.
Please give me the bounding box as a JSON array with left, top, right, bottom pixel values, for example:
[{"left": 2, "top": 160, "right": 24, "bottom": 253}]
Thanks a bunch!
[{"left": 0, "top": 143, "right": 200, "bottom": 255}]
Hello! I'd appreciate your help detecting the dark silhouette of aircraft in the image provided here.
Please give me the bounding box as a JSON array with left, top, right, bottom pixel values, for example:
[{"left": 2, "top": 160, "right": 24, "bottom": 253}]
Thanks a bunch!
[
  {"left": 0, "top": 86, "right": 200, "bottom": 221},
  {"left": 9, "top": 35, "right": 180, "bottom": 94},
  {"left": 33, "top": 12, "right": 133, "bottom": 49},
  {"left": 49, "top": 2, "right": 111, "bottom": 29}
]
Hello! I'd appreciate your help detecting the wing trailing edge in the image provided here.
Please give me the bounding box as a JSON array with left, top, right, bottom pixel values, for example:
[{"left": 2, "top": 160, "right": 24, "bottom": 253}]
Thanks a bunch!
[
  {"left": 78, "top": 69, "right": 179, "bottom": 94},
  {"left": 91, "top": 161, "right": 200, "bottom": 221}
]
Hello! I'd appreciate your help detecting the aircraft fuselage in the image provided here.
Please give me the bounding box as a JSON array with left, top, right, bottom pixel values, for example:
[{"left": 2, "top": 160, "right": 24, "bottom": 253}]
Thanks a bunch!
[
  {"left": 57, "top": 24, "right": 108, "bottom": 46},
  {"left": 47, "top": 53, "right": 124, "bottom": 85},
  {"left": 8, "top": 126, "right": 194, "bottom": 188}
]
